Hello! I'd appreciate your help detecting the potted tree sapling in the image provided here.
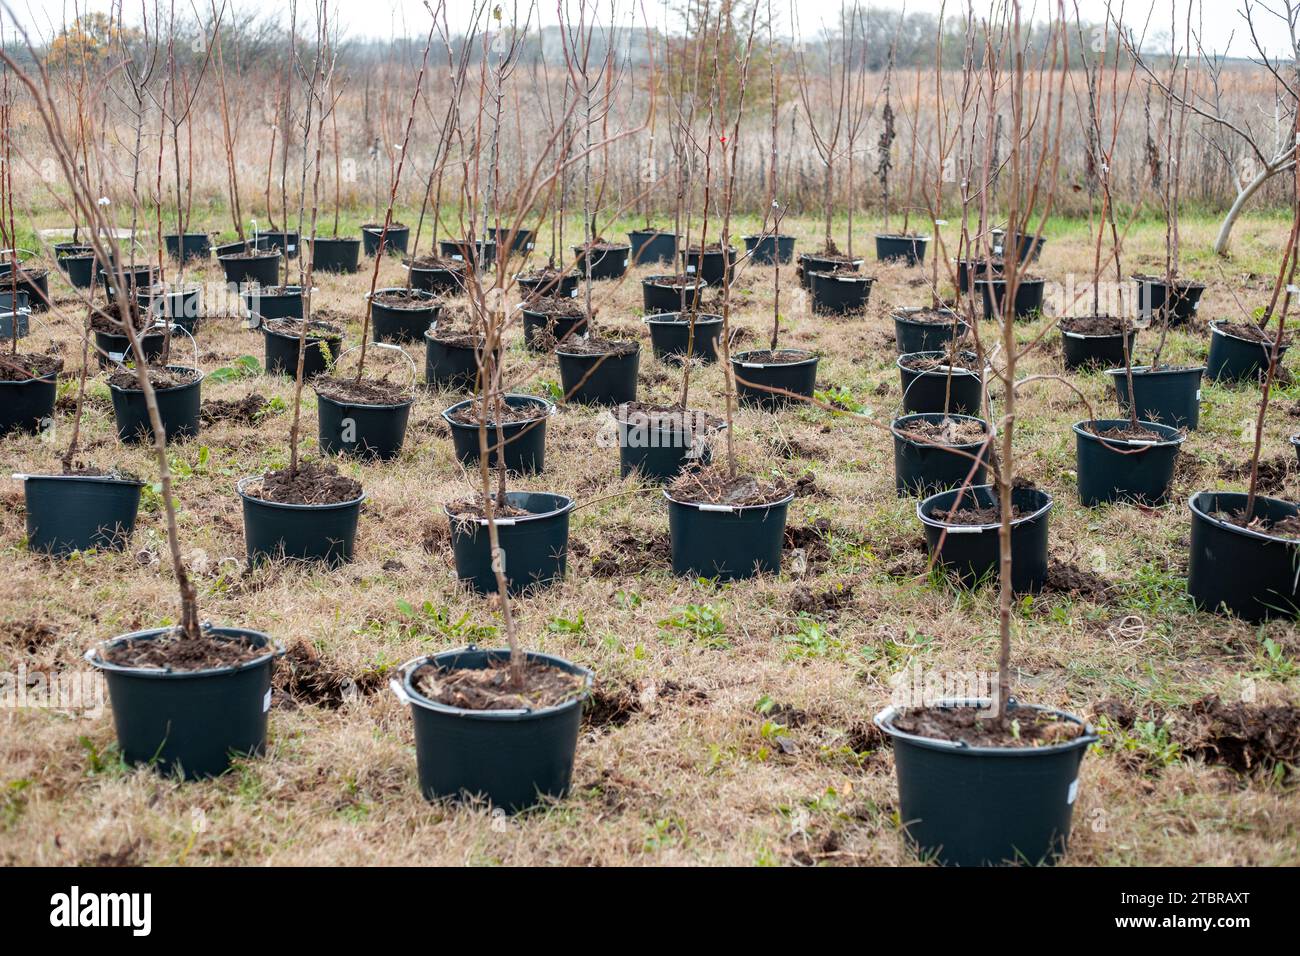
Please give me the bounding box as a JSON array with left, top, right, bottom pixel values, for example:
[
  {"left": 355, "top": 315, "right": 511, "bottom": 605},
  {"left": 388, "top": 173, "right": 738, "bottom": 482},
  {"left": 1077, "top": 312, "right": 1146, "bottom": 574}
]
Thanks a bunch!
[
  {"left": 742, "top": 13, "right": 793, "bottom": 266},
  {"left": 880, "top": 6, "right": 1096, "bottom": 867},
  {"left": 628, "top": 30, "right": 678, "bottom": 267},
  {"left": 876, "top": 65, "right": 932, "bottom": 267}
]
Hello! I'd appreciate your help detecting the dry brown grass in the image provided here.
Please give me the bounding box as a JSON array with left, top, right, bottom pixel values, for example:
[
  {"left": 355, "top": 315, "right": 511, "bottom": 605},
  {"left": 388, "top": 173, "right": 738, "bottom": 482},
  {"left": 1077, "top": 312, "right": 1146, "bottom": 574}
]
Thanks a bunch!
[{"left": 1, "top": 214, "right": 1299, "bottom": 866}]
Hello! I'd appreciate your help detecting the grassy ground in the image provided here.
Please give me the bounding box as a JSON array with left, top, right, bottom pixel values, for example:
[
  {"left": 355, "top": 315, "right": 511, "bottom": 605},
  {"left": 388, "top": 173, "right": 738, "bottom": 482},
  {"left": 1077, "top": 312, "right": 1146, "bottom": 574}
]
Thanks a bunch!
[{"left": 1, "top": 212, "right": 1298, "bottom": 866}]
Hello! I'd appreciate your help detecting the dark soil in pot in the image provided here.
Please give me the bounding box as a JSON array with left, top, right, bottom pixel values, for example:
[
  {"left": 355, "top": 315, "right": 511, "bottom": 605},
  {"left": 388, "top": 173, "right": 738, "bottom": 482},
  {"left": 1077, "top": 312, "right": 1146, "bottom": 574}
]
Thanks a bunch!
[
  {"left": 556, "top": 337, "right": 640, "bottom": 406},
  {"left": 629, "top": 228, "right": 679, "bottom": 265},
  {"left": 614, "top": 402, "right": 722, "bottom": 482},
  {"left": 574, "top": 241, "right": 631, "bottom": 280},
  {"left": 361, "top": 222, "right": 409, "bottom": 257},
  {"left": 893, "top": 307, "right": 969, "bottom": 354},
  {"left": 1060, "top": 315, "right": 1136, "bottom": 370},
  {"left": 439, "top": 238, "right": 496, "bottom": 268},
  {"left": 642, "top": 274, "right": 708, "bottom": 315},
  {"left": 680, "top": 244, "right": 737, "bottom": 285},
  {"left": 0, "top": 353, "right": 61, "bottom": 436},
  {"left": 107, "top": 365, "right": 203, "bottom": 443},
  {"left": 21, "top": 470, "right": 145, "bottom": 556},
  {"left": 521, "top": 298, "right": 589, "bottom": 351},
  {"left": 309, "top": 236, "right": 361, "bottom": 273},
  {"left": 1188, "top": 491, "right": 1300, "bottom": 621},
  {"left": 891, "top": 413, "right": 991, "bottom": 497},
  {"left": 976, "top": 275, "right": 1046, "bottom": 320},
  {"left": 313, "top": 376, "right": 414, "bottom": 460},
  {"left": 517, "top": 267, "right": 578, "bottom": 300},
  {"left": 917, "top": 483, "right": 1053, "bottom": 591},
  {"left": 1074, "top": 418, "right": 1185, "bottom": 506},
  {"left": 218, "top": 248, "right": 280, "bottom": 287},
  {"left": 425, "top": 328, "right": 495, "bottom": 391},
  {"left": 445, "top": 491, "right": 574, "bottom": 595},
  {"left": 665, "top": 468, "right": 794, "bottom": 580},
  {"left": 238, "top": 462, "right": 365, "bottom": 565},
  {"left": 732, "top": 348, "right": 819, "bottom": 408},
  {"left": 93, "top": 314, "right": 168, "bottom": 368},
  {"left": 88, "top": 626, "right": 280, "bottom": 780},
  {"left": 809, "top": 269, "right": 874, "bottom": 314},
  {"left": 898, "top": 349, "right": 984, "bottom": 416},
  {"left": 164, "top": 232, "right": 211, "bottom": 261},
  {"left": 443, "top": 394, "right": 552, "bottom": 474},
  {"left": 1207, "top": 320, "right": 1290, "bottom": 383},
  {"left": 1132, "top": 273, "right": 1205, "bottom": 325},
  {"left": 743, "top": 233, "right": 795, "bottom": 265},
  {"left": 369, "top": 288, "right": 440, "bottom": 343},
  {"left": 797, "top": 250, "right": 862, "bottom": 289},
  {"left": 875, "top": 700, "right": 1095, "bottom": 866},
  {"left": 243, "top": 284, "right": 305, "bottom": 324},
  {"left": 405, "top": 255, "right": 467, "bottom": 294},
  {"left": 646, "top": 311, "right": 723, "bottom": 362},
  {"left": 395, "top": 647, "right": 589, "bottom": 812},
  {"left": 262, "top": 317, "right": 343, "bottom": 377},
  {"left": 1106, "top": 364, "right": 1203, "bottom": 430},
  {"left": 875, "top": 233, "right": 929, "bottom": 265}
]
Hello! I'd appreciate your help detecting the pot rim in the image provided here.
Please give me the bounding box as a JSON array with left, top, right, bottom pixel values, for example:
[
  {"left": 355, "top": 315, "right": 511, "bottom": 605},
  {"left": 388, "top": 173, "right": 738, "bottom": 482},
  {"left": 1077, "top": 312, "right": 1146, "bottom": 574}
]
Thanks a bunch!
[
  {"left": 662, "top": 487, "right": 797, "bottom": 513},
  {"left": 896, "top": 350, "right": 983, "bottom": 377},
  {"left": 645, "top": 311, "right": 724, "bottom": 325},
  {"left": 106, "top": 365, "right": 204, "bottom": 394},
  {"left": 875, "top": 233, "right": 932, "bottom": 242},
  {"left": 1209, "top": 319, "right": 1289, "bottom": 349},
  {"left": 573, "top": 242, "right": 630, "bottom": 253},
  {"left": 0, "top": 368, "right": 60, "bottom": 385},
  {"left": 874, "top": 698, "right": 1098, "bottom": 755},
  {"left": 85, "top": 625, "right": 284, "bottom": 679},
  {"left": 1072, "top": 418, "right": 1186, "bottom": 448},
  {"left": 13, "top": 471, "right": 145, "bottom": 487},
  {"left": 890, "top": 412, "right": 993, "bottom": 447},
  {"left": 974, "top": 275, "right": 1045, "bottom": 287},
  {"left": 1188, "top": 490, "right": 1300, "bottom": 546},
  {"left": 217, "top": 249, "right": 281, "bottom": 262},
  {"left": 628, "top": 228, "right": 680, "bottom": 237},
  {"left": 643, "top": 274, "right": 708, "bottom": 288},
  {"left": 303, "top": 235, "right": 361, "bottom": 245},
  {"left": 555, "top": 341, "right": 641, "bottom": 359},
  {"left": 741, "top": 233, "right": 795, "bottom": 241},
  {"left": 423, "top": 328, "right": 489, "bottom": 349},
  {"left": 611, "top": 403, "right": 727, "bottom": 433},
  {"left": 261, "top": 323, "right": 342, "bottom": 343},
  {"left": 235, "top": 473, "right": 367, "bottom": 510},
  {"left": 403, "top": 261, "right": 466, "bottom": 273},
  {"left": 732, "top": 347, "right": 819, "bottom": 369},
  {"left": 892, "top": 306, "right": 966, "bottom": 324},
  {"left": 392, "top": 646, "right": 591, "bottom": 720},
  {"left": 1130, "top": 272, "right": 1206, "bottom": 291},
  {"left": 361, "top": 224, "right": 410, "bottom": 234},
  {"left": 1103, "top": 364, "right": 1206, "bottom": 378},
  {"left": 442, "top": 491, "right": 575, "bottom": 527},
  {"left": 916, "top": 483, "right": 1053, "bottom": 531},
  {"left": 441, "top": 393, "right": 554, "bottom": 429},
  {"left": 808, "top": 270, "right": 874, "bottom": 284},
  {"left": 313, "top": 386, "right": 415, "bottom": 411},
  {"left": 241, "top": 285, "right": 314, "bottom": 299},
  {"left": 798, "top": 252, "right": 865, "bottom": 267}
]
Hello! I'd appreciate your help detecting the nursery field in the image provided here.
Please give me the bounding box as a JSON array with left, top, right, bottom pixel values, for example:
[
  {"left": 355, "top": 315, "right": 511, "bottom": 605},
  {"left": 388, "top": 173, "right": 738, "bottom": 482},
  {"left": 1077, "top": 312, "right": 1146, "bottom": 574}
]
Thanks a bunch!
[{"left": 2, "top": 211, "right": 1299, "bottom": 867}]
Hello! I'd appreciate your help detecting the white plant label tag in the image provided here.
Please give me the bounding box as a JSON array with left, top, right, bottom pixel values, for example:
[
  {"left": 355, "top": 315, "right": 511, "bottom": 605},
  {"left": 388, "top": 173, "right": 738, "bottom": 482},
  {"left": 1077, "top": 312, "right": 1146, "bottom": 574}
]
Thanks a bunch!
[
  {"left": 1067, "top": 779, "right": 1079, "bottom": 804},
  {"left": 262, "top": 688, "right": 272, "bottom": 713},
  {"left": 451, "top": 254, "right": 463, "bottom": 261},
  {"left": 686, "top": 264, "right": 696, "bottom": 273}
]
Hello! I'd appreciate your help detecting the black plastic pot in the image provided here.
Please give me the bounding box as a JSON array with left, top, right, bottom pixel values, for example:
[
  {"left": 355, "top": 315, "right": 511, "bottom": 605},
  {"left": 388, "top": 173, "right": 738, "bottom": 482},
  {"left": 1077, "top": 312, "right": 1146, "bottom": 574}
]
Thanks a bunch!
[
  {"left": 976, "top": 276, "right": 1046, "bottom": 320},
  {"left": 0, "top": 308, "right": 28, "bottom": 338},
  {"left": 629, "top": 229, "right": 679, "bottom": 265},
  {"left": 679, "top": 246, "right": 736, "bottom": 285},
  {"left": 0, "top": 369, "right": 57, "bottom": 436},
  {"left": 743, "top": 234, "right": 796, "bottom": 265},
  {"left": 98, "top": 264, "right": 155, "bottom": 299},
  {"left": 1106, "top": 365, "right": 1203, "bottom": 430},
  {"left": 1189, "top": 491, "right": 1300, "bottom": 621},
  {"left": 1061, "top": 323, "right": 1136, "bottom": 371},
  {"left": 88, "top": 626, "right": 280, "bottom": 780},
  {"left": 732, "top": 349, "right": 819, "bottom": 409},
  {"left": 556, "top": 344, "right": 640, "bottom": 406},
  {"left": 615, "top": 406, "right": 718, "bottom": 482},
  {"left": 393, "top": 647, "right": 589, "bottom": 812},
  {"left": 665, "top": 488, "right": 795, "bottom": 581},
  {"left": 446, "top": 492, "right": 574, "bottom": 595},
  {"left": 137, "top": 285, "right": 202, "bottom": 335},
  {"left": 955, "top": 257, "right": 1003, "bottom": 294},
  {"left": 442, "top": 394, "right": 552, "bottom": 474},
  {"left": 256, "top": 231, "right": 299, "bottom": 258},
  {"left": 263, "top": 325, "right": 341, "bottom": 377},
  {"left": 898, "top": 352, "right": 984, "bottom": 416},
  {"left": 642, "top": 276, "right": 708, "bottom": 315},
  {"left": 521, "top": 306, "right": 588, "bottom": 351},
  {"left": 7, "top": 270, "right": 50, "bottom": 311},
  {"left": 517, "top": 271, "right": 578, "bottom": 300},
  {"left": 54, "top": 241, "right": 92, "bottom": 259},
  {"left": 309, "top": 236, "right": 361, "bottom": 274},
  {"left": 1207, "top": 321, "right": 1288, "bottom": 384},
  {"left": 1074, "top": 419, "right": 1184, "bottom": 506},
  {"left": 574, "top": 243, "right": 630, "bottom": 280},
  {"left": 875, "top": 234, "right": 929, "bottom": 265},
  {"left": 991, "top": 228, "right": 1046, "bottom": 262},
  {"left": 424, "top": 332, "right": 495, "bottom": 391},
  {"left": 875, "top": 700, "right": 1095, "bottom": 866},
  {"left": 219, "top": 250, "right": 280, "bottom": 287},
  {"left": 317, "top": 391, "right": 413, "bottom": 461},
  {"left": 891, "top": 413, "right": 991, "bottom": 497},
  {"left": 406, "top": 260, "right": 466, "bottom": 295},
  {"left": 893, "top": 308, "right": 969, "bottom": 355},
  {"left": 488, "top": 227, "right": 535, "bottom": 255},
  {"left": 1133, "top": 275, "right": 1204, "bottom": 325},
  {"left": 440, "top": 239, "right": 496, "bottom": 268},
  {"left": 164, "top": 233, "right": 211, "bottom": 261},
  {"left": 646, "top": 312, "right": 723, "bottom": 362},
  {"left": 237, "top": 474, "right": 365, "bottom": 565},
  {"left": 809, "top": 271, "right": 873, "bottom": 315},
  {"left": 369, "top": 289, "right": 440, "bottom": 343},
  {"left": 362, "top": 224, "right": 410, "bottom": 257},
  {"left": 918, "top": 484, "right": 1052, "bottom": 591},
  {"left": 109, "top": 366, "right": 202, "bottom": 444},
  {"left": 60, "top": 254, "right": 96, "bottom": 289},
  {"left": 243, "top": 286, "right": 305, "bottom": 324},
  {"left": 20, "top": 473, "right": 144, "bottom": 556},
  {"left": 94, "top": 328, "right": 167, "bottom": 368},
  {"left": 798, "top": 253, "right": 862, "bottom": 289}
]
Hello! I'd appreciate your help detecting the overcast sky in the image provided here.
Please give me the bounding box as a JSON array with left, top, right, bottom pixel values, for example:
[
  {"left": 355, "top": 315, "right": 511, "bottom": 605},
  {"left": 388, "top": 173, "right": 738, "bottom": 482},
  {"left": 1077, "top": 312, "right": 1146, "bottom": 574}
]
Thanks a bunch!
[{"left": 7, "top": 0, "right": 1293, "bottom": 58}]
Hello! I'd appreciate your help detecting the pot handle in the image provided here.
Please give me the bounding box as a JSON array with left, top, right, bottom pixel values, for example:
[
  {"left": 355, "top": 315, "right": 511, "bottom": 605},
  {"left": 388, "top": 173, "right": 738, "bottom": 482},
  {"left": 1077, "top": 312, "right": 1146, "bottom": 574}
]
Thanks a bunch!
[
  {"left": 334, "top": 341, "right": 418, "bottom": 389},
  {"left": 389, "top": 676, "right": 414, "bottom": 706},
  {"left": 155, "top": 317, "right": 200, "bottom": 368}
]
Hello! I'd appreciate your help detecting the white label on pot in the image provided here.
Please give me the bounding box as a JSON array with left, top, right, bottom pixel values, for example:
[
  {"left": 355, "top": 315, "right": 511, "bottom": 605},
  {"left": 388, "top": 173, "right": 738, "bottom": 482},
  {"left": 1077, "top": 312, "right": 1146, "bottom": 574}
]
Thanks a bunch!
[
  {"left": 569, "top": 288, "right": 578, "bottom": 298},
  {"left": 1196, "top": 389, "right": 1202, "bottom": 400},
  {"left": 262, "top": 688, "right": 272, "bottom": 713},
  {"left": 287, "top": 244, "right": 296, "bottom": 253},
  {"left": 685, "top": 264, "right": 696, "bottom": 273},
  {"left": 1067, "top": 779, "right": 1079, "bottom": 804},
  {"left": 1288, "top": 285, "right": 1300, "bottom": 295},
  {"left": 109, "top": 351, "right": 124, "bottom": 362},
  {"left": 623, "top": 259, "right": 630, "bottom": 268},
  {"left": 526, "top": 242, "right": 535, "bottom": 250},
  {"left": 451, "top": 254, "right": 463, "bottom": 261}
]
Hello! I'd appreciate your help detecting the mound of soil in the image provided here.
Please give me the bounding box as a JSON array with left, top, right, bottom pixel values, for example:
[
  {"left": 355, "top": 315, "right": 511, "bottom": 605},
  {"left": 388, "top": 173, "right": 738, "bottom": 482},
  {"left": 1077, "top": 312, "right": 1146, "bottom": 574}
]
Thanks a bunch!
[
  {"left": 444, "top": 494, "right": 531, "bottom": 521},
  {"left": 245, "top": 462, "right": 362, "bottom": 506},
  {"left": 263, "top": 317, "right": 342, "bottom": 341},
  {"left": 892, "top": 705, "right": 1085, "bottom": 747},
  {"left": 898, "top": 307, "right": 962, "bottom": 325},
  {"left": 221, "top": 248, "right": 279, "bottom": 260},
  {"left": 818, "top": 267, "right": 869, "bottom": 280},
  {"left": 614, "top": 402, "right": 724, "bottom": 432},
  {"left": 738, "top": 348, "right": 814, "bottom": 365},
  {"left": 789, "top": 581, "right": 855, "bottom": 615},
  {"left": 557, "top": 336, "right": 638, "bottom": 357},
  {"left": 414, "top": 658, "right": 586, "bottom": 711},
  {"left": 1217, "top": 454, "right": 1293, "bottom": 495},
  {"left": 361, "top": 221, "right": 407, "bottom": 231},
  {"left": 1215, "top": 321, "right": 1290, "bottom": 346},
  {"left": 669, "top": 467, "right": 790, "bottom": 507},
  {"left": 0, "top": 352, "right": 62, "bottom": 381},
  {"left": 591, "top": 527, "right": 671, "bottom": 576},
  {"left": 1062, "top": 315, "right": 1128, "bottom": 335},
  {"left": 313, "top": 376, "right": 412, "bottom": 405},
  {"left": 407, "top": 255, "right": 467, "bottom": 271},
  {"left": 202, "top": 393, "right": 269, "bottom": 425},
  {"left": 430, "top": 329, "right": 486, "bottom": 349},
  {"left": 107, "top": 366, "right": 200, "bottom": 391},
  {"left": 939, "top": 501, "right": 1024, "bottom": 526},
  {"left": 274, "top": 641, "right": 383, "bottom": 709},
  {"left": 1180, "top": 695, "right": 1300, "bottom": 776},
  {"left": 1043, "top": 560, "right": 1113, "bottom": 602},
  {"left": 90, "top": 301, "right": 149, "bottom": 333},
  {"left": 1218, "top": 508, "right": 1300, "bottom": 540},
  {"left": 898, "top": 415, "right": 987, "bottom": 445},
  {"left": 372, "top": 289, "right": 438, "bottom": 310},
  {"left": 446, "top": 399, "right": 546, "bottom": 427},
  {"left": 577, "top": 239, "right": 629, "bottom": 252},
  {"left": 1087, "top": 422, "right": 1169, "bottom": 442},
  {"left": 524, "top": 296, "right": 589, "bottom": 319},
  {"left": 100, "top": 627, "right": 267, "bottom": 671},
  {"left": 646, "top": 274, "right": 705, "bottom": 288},
  {"left": 901, "top": 349, "right": 981, "bottom": 373}
]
